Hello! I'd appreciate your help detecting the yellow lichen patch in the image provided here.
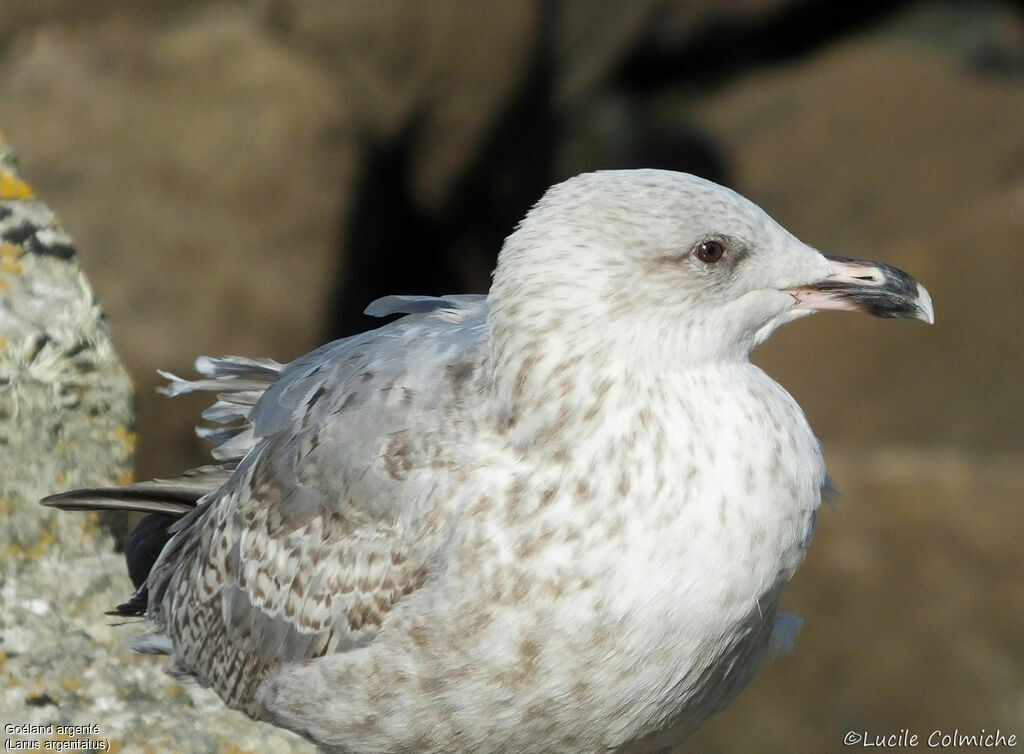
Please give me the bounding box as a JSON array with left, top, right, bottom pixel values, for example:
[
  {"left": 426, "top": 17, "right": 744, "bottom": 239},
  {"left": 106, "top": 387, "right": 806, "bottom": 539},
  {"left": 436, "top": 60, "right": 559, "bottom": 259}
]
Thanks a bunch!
[
  {"left": 0, "top": 278, "right": 8, "bottom": 293},
  {"left": 57, "top": 471, "right": 69, "bottom": 486},
  {"left": 116, "top": 469, "right": 134, "bottom": 485},
  {"left": 1, "top": 242, "right": 22, "bottom": 275},
  {"left": 39, "top": 525, "right": 56, "bottom": 547},
  {"left": 0, "top": 170, "right": 34, "bottom": 199},
  {"left": 114, "top": 425, "right": 138, "bottom": 449},
  {"left": 60, "top": 676, "right": 83, "bottom": 691},
  {"left": 220, "top": 744, "right": 256, "bottom": 754},
  {"left": 9, "top": 519, "right": 59, "bottom": 560}
]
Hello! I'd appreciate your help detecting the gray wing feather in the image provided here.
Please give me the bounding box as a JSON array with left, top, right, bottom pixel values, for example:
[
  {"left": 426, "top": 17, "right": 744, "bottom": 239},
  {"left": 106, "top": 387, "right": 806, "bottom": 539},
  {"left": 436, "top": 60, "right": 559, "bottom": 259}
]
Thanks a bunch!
[
  {"left": 363, "top": 293, "right": 486, "bottom": 318},
  {"left": 148, "top": 295, "right": 491, "bottom": 713},
  {"left": 251, "top": 293, "right": 486, "bottom": 438}
]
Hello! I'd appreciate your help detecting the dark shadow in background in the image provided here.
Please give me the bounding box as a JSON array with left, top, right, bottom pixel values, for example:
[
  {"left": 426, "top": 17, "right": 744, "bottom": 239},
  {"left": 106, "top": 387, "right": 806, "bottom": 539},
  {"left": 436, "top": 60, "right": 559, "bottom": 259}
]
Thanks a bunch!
[
  {"left": 326, "top": 0, "right": 909, "bottom": 340},
  {"left": 326, "top": 0, "right": 561, "bottom": 339},
  {"left": 618, "top": 0, "right": 907, "bottom": 93}
]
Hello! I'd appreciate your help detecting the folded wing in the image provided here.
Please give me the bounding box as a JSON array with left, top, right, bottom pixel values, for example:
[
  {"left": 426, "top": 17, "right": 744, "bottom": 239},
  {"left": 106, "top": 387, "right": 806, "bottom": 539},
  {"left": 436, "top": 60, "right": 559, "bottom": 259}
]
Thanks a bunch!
[{"left": 44, "top": 294, "right": 491, "bottom": 714}]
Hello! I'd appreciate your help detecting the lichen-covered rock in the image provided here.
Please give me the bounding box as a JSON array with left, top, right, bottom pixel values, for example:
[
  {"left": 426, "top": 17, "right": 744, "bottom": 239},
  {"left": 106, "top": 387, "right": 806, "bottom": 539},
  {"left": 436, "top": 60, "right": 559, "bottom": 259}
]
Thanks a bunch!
[
  {"left": 0, "top": 133, "right": 133, "bottom": 557},
  {"left": 0, "top": 137, "right": 312, "bottom": 753}
]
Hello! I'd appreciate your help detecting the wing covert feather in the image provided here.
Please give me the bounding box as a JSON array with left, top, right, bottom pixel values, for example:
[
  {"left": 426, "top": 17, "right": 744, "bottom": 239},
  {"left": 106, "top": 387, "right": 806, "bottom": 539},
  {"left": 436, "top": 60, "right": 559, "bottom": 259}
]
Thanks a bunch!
[{"left": 151, "top": 296, "right": 491, "bottom": 712}]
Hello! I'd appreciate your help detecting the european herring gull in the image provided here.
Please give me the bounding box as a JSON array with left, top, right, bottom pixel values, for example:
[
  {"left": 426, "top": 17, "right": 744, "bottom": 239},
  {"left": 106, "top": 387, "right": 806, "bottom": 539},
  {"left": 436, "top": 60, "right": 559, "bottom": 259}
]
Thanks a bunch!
[{"left": 45, "top": 170, "right": 933, "bottom": 753}]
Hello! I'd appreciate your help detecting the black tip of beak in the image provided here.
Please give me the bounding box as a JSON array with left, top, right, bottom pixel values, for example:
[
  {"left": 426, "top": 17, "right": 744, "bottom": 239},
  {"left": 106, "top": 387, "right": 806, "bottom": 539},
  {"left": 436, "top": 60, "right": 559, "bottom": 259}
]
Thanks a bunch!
[{"left": 790, "top": 254, "right": 934, "bottom": 324}]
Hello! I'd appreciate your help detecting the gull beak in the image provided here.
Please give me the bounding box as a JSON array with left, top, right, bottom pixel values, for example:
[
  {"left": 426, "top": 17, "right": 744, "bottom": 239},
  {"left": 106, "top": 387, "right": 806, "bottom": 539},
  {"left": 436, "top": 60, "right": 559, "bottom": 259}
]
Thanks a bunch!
[{"left": 786, "top": 254, "right": 934, "bottom": 324}]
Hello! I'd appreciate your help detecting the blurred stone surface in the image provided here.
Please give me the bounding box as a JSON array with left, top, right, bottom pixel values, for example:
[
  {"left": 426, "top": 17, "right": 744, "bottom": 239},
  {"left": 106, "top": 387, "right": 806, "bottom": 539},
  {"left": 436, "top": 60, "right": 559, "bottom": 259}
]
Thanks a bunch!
[
  {"left": 252, "top": 0, "right": 797, "bottom": 209},
  {"left": 254, "top": 0, "right": 539, "bottom": 211},
  {"left": 553, "top": 0, "right": 799, "bottom": 102},
  {"left": 0, "top": 1, "right": 211, "bottom": 48}
]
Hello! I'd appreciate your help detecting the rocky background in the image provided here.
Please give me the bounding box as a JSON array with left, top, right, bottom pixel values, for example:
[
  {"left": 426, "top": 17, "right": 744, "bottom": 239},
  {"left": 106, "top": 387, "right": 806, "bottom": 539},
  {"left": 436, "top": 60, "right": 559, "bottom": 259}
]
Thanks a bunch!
[{"left": 1, "top": 1, "right": 1022, "bottom": 752}]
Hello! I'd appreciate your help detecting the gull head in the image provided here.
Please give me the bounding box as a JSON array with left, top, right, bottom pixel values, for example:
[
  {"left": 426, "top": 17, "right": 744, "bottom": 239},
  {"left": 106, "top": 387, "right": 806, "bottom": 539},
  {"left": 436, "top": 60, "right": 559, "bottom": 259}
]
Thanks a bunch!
[{"left": 491, "top": 169, "right": 933, "bottom": 368}]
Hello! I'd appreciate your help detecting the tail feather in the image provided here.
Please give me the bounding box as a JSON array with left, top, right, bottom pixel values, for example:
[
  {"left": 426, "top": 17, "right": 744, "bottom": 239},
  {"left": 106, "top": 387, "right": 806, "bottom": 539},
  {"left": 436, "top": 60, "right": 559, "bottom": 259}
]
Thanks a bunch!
[
  {"left": 41, "top": 464, "right": 235, "bottom": 515},
  {"left": 42, "top": 491, "right": 194, "bottom": 516},
  {"left": 40, "top": 354, "right": 280, "bottom": 621},
  {"left": 155, "top": 355, "right": 284, "bottom": 464}
]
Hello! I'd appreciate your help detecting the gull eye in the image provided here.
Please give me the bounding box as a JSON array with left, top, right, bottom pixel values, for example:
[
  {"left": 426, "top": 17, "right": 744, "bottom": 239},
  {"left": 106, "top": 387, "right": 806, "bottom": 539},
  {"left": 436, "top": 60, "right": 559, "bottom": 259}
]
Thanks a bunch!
[{"left": 695, "top": 240, "right": 725, "bottom": 264}]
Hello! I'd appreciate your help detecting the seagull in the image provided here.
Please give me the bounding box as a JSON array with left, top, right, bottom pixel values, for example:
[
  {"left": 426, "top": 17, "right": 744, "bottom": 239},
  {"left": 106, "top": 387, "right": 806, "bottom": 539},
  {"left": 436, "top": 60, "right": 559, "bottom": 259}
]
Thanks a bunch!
[{"left": 45, "top": 170, "right": 933, "bottom": 753}]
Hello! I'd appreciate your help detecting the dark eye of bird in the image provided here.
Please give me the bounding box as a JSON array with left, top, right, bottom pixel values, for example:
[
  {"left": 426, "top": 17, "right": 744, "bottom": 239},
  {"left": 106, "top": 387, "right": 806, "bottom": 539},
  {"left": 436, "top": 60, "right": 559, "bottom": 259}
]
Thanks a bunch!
[{"left": 695, "top": 240, "right": 725, "bottom": 264}]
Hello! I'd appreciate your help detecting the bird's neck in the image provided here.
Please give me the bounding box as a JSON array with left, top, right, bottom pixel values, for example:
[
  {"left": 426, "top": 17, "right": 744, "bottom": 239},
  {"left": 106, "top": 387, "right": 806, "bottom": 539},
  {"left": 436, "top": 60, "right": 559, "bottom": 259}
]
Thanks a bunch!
[
  {"left": 484, "top": 323, "right": 753, "bottom": 452},
  {"left": 485, "top": 299, "right": 761, "bottom": 430}
]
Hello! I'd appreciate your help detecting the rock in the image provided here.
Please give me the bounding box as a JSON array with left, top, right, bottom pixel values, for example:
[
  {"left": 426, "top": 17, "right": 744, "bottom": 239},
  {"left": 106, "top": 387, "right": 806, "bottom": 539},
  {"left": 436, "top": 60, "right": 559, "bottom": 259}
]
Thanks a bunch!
[
  {"left": 0, "top": 1, "right": 212, "bottom": 49},
  {"left": 253, "top": 0, "right": 539, "bottom": 210},
  {"left": 554, "top": 0, "right": 792, "bottom": 102},
  {"left": 0, "top": 135, "right": 313, "bottom": 753},
  {"left": 0, "top": 134, "right": 133, "bottom": 556}
]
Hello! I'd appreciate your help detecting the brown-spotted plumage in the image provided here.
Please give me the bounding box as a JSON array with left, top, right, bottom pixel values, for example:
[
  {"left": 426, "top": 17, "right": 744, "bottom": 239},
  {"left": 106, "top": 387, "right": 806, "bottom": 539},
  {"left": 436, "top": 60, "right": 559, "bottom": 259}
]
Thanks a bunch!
[{"left": 44, "top": 170, "right": 932, "bottom": 752}]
